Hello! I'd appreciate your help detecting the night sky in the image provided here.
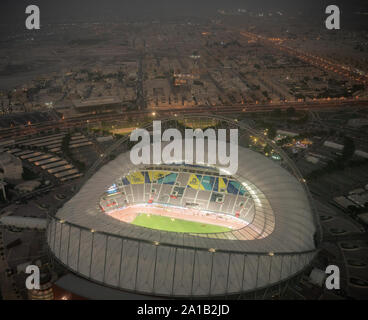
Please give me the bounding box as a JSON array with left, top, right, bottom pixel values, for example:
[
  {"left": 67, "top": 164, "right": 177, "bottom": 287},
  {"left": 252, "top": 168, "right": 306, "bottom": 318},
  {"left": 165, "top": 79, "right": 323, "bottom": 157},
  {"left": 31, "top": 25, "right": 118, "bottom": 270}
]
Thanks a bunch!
[
  {"left": 0, "top": 0, "right": 366, "bottom": 38},
  {"left": 0, "top": 0, "right": 367, "bottom": 23}
]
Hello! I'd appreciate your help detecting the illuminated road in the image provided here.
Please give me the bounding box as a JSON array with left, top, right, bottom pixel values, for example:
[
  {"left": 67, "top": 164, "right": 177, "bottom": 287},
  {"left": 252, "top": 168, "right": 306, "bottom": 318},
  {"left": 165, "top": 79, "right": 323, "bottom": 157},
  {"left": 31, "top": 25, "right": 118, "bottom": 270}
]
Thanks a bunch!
[
  {"left": 239, "top": 31, "right": 368, "bottom": 85},
  {"left": 0, "top": 98, "right": 368, "bottom": 139}
]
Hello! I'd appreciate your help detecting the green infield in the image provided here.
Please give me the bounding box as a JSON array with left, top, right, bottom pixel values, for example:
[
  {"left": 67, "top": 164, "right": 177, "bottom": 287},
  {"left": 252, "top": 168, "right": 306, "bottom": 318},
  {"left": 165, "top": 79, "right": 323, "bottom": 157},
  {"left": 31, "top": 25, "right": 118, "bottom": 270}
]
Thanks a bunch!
[{"left": 132, "top": 213, "right": 231, "bottom": 233}]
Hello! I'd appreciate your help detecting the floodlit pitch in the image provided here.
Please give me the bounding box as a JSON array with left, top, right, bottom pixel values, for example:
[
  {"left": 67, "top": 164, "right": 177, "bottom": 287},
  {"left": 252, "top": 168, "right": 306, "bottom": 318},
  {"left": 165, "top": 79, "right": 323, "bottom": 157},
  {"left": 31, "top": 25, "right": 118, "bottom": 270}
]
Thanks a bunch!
[{"left": 132, "top": 213, "right": 231, "bottom": 233}]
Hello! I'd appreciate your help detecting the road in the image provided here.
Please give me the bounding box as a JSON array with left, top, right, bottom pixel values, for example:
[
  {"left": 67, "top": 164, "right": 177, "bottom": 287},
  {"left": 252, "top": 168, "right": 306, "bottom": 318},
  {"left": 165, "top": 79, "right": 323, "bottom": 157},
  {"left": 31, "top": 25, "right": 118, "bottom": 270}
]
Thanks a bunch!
[
  {"left": 239, "top": 30, "right": 368, "bottom": 85},
  {"left": 0, "top": 98, "right": 368, "bottom": 140},
  {"left": 136, "top": 55, "right": 146, "bottom": 110}
]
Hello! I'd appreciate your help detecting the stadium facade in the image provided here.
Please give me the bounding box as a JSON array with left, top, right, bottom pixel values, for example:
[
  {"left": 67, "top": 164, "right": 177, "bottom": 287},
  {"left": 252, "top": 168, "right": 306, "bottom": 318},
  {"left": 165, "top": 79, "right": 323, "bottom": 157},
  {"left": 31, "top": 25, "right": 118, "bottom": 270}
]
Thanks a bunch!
[{"left": 47, "top": 116, "right": 320, "bottom": 298}]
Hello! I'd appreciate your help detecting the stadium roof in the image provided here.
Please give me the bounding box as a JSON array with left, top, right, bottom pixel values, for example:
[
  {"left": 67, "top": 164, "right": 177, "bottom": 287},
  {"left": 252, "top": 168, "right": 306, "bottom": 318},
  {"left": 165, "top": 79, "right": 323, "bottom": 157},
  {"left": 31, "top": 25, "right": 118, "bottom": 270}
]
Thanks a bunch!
[
  {"left": 54, "top": 141, "right": 315, "bottom": 253},
  {"left": 48, "top": 140, "right": 317, "bottom": 297}
]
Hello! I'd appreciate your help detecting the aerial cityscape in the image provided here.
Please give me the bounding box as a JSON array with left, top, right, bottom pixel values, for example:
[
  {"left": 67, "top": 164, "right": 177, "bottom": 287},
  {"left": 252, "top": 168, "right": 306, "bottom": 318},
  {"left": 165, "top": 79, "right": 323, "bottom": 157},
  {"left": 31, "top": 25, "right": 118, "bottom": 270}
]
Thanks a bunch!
[{"left": 0, "top": 0, "right": 367, "bottom": 303}]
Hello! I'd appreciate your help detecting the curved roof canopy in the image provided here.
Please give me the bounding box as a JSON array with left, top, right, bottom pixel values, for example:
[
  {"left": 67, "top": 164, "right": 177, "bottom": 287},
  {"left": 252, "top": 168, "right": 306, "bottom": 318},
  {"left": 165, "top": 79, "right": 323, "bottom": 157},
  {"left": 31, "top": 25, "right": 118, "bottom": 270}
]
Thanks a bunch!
[{"left": 56, "top": 140, "right": 316, "bottom": 254}]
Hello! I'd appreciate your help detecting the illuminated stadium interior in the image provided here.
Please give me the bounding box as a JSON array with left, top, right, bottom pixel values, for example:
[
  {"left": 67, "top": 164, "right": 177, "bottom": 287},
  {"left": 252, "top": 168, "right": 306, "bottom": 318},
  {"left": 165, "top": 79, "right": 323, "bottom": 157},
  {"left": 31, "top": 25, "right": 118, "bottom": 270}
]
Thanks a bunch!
[{"left": 99, "top": 164, "right": 261, "bottom": 236}]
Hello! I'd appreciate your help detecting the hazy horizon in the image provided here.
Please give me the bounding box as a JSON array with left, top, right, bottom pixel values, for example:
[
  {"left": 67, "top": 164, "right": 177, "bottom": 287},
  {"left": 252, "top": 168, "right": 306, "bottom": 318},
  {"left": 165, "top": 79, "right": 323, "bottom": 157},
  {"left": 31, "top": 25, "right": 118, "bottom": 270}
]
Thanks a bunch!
[{"left": 1, "top": 0, "right": 367, "bottom": 24}]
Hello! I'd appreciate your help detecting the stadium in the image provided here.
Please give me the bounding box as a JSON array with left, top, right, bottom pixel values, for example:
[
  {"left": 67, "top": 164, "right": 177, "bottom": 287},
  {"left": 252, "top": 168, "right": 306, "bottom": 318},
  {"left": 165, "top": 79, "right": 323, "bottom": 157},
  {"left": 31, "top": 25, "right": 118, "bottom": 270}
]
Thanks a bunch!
[{"left": 46, "top": 116, "right": 321, "bottom": 299}]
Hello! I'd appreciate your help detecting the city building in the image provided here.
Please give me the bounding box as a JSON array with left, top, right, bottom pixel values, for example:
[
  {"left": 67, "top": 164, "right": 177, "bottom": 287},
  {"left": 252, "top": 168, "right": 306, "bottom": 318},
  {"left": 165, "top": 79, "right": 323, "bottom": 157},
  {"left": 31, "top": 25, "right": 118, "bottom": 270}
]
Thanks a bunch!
[{"left": 0, "top": 152, "right": 23, "bottom": 182}]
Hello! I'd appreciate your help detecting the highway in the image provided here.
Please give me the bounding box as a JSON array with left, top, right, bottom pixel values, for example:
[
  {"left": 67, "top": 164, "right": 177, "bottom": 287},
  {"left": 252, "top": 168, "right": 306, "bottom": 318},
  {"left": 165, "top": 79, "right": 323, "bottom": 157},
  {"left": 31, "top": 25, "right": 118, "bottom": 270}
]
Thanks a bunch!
[
  {"left": 239, "top": 31, "right": 368, "bottom": 85},
  {"left": 0, "top": 98, "right": 368, "bottom": 140}
]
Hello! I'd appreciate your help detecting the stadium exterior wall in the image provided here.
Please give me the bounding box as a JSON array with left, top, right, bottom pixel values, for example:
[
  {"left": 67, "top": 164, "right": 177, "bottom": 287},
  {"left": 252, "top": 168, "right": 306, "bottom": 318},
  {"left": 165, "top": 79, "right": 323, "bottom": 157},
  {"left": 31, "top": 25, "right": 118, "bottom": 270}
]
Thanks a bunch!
[{"left": 47, "top": 215, "right": 316, "bottom": 298}]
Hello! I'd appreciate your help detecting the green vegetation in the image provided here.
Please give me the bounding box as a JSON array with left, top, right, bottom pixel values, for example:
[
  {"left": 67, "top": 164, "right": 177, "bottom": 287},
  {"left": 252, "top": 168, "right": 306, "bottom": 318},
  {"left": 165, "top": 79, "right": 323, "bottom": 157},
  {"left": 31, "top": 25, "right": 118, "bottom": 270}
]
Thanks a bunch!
[
  {"left": 132, "top": 213, "right": 231, "bottom": 233},
  {"left": 275, "top": 135, "right": 294, "bottom": 146}
]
